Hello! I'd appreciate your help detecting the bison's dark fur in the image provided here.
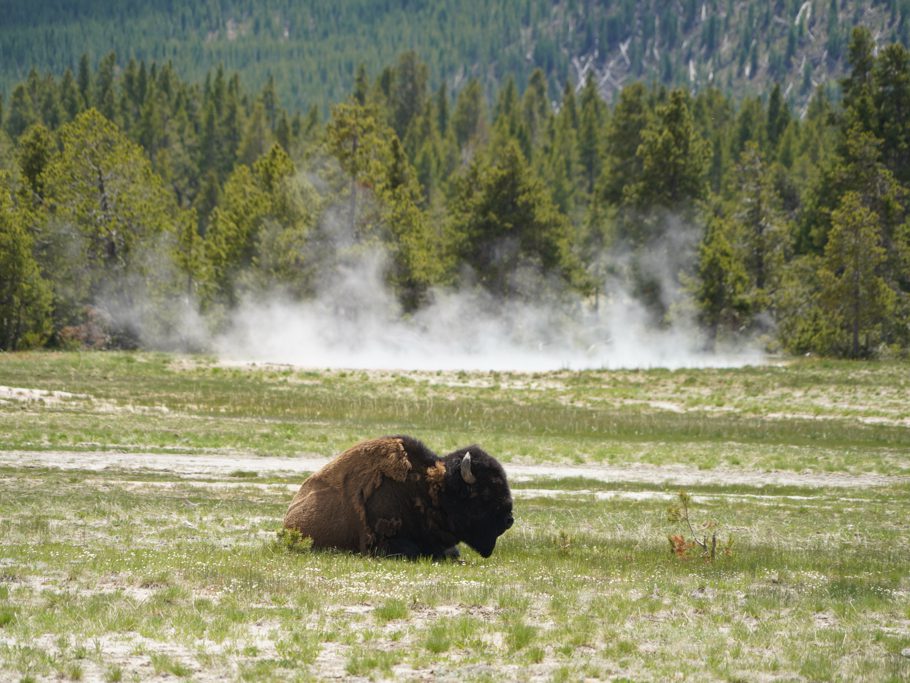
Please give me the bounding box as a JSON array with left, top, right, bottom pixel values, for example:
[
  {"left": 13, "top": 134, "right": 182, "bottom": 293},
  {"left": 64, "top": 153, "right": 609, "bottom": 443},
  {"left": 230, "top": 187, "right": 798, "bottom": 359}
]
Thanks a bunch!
[{"left": 283, "top": 435, "right": 513, "bottom": 559}]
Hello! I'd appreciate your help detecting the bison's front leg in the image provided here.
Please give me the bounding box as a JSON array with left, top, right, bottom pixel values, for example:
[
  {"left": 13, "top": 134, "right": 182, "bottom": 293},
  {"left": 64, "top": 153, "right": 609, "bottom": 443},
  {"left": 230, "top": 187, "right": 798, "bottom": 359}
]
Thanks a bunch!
[
  {"left": 380, "top": 536, "right": 422, "bottom": 559},
  {"left": 380, "top": 537, "right": 460, "bottom": 561}
]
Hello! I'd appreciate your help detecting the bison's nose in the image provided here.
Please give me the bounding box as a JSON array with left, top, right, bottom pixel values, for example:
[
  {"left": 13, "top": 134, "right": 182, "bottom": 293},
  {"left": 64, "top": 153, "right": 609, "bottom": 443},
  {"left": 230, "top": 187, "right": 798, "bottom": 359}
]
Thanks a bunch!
[{"left": 504, "top": 515, "right": 514, "bottom": 529}]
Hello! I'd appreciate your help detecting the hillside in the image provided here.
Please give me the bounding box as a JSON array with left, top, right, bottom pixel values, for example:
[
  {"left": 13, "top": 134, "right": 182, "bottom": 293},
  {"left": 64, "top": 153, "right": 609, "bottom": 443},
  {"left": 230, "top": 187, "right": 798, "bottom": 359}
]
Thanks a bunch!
[{"left": 1, "top": 0, "right": 909, "bottom": 113}]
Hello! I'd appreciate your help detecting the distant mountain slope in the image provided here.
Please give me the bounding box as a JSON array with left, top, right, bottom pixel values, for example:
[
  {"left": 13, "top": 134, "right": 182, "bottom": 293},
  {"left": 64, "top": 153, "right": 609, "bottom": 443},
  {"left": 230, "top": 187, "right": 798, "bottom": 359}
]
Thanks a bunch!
[{"left": 1, "top": 0, "right": 908, "bottom": 111}]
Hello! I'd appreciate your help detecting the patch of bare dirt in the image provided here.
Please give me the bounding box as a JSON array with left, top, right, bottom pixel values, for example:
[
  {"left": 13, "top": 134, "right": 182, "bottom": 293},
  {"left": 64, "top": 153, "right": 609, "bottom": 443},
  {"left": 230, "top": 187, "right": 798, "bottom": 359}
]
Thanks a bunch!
[
  {"left": 1, "top": 450, "right": 907, "bottom": 490},
  {"left": 506, "top": 462, "right": 907, "bottom": 490},
  {"left": 0, "top": 385, "right": 88, "bottom": 405},
  {"left": 0, "top": 384, "right": 173, "bottom": 416}
]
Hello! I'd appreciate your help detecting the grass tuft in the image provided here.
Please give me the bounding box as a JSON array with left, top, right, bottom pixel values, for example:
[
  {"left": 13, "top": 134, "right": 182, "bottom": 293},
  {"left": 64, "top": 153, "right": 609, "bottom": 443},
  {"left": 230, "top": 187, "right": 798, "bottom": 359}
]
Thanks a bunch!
[{"left": 374, "top": 599, "right": 409, "bottom": 622}]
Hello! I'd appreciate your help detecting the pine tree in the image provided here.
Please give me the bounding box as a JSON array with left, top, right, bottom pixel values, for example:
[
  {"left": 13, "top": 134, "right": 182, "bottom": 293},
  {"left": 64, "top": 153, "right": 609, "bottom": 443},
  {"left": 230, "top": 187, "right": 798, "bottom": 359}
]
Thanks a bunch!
[
  {"left": 5, "top": 84, "right": 37, "bottom": 138},
  {"left": 77, "top": 53, "right": 92, "bottom": 108},
  {"left": 260, "top": 75, "right": 280, "bottom": 132},
  {"left": 766, "top": 83, "right": 789, "bottom": 151},
  {"left": 541, "top": 104, "right": 580, "bottom": 215},
  {"left": 173, "top": 208, "right": 208, "bottom": 300},
  {"left": 389, "top": 51, "right": 428, "bottom": 140},
  {"left": 695, "top": 213, "right": 751, "bottom": 348},
  {"left": 452, "top": 78, "right": 487, "bottom": 154},
  {"left": 625, "top": 89, "right": 709, "bottom": 214},
  {"left": 577, "top": 75, "right": 605, "bottom": 194},
  {"left": 16, "top": 123, "right": 54, "bottom": 201},
  {"left": 326, "top": 101, "right": 394, "bottom": 237},
  {"left": 203, "top": 164, "right": 271, "bottom": 305},
  {"left": 38, "top": 76, "right": 63, "bottom": 131},
  {"left": 237, "top": 101, "right": 273, "bottom": 166},
  {"left": 600, "top": 82, "right": 648, "bottom": 205},
  {"left": 137, "top": 78, "right": 165, "bottom": 162},
  {"left": 95, "top": 52, "right": 118, "bottom": 123},
  {"left": 731, "top": 96, "right": 767, "bottom": 162},
  {"left": 818, "top": 191, "right": 896, "bottom": 357},
  {"left": 801, "top": 125, "right": 905, "bottom": 259},
  {"left": 436, "top": 83, "right": 450, "bottom": 136},
  {"left": 378, "top": 136, "right": 443, "bottom": 309},
  {"left": 872, "top": 43, "right": 910, "bottom": 185},
  {"left": 39, "top": 108, "right": 185, "bottom": 325},
  {"left": 244, "top": 145, "right": 320, "bottom": 299},
  {"left": 521, "top": 67, "right": 551, "bottom": 152},
  {"left": 447, "top": 141, "right": 585, "bottom": 297},
  {"left": 60, "top": 68, "right": 82, "bottom": 122},
  {"left": 731, "top": 143, "right": 790, "bottom": 313},
  {"left": 0, "top": 174, "right": 52, "bottom": 350},
  {"left": 353, "top": 64, "right": 369, "bottom": 106},
  {"left": 491, "top": 76, "right": 529, "bottom": 157},
  {"left": 842, "top": 27, "right": 876, "bottom": 114}
]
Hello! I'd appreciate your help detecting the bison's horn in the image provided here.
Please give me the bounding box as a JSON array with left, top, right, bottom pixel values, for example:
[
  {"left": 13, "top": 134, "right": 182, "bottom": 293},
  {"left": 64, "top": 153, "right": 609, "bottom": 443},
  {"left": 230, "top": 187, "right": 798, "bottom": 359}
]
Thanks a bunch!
[{"left": 461, "top": 452, "right": 477, "bottom": 485}]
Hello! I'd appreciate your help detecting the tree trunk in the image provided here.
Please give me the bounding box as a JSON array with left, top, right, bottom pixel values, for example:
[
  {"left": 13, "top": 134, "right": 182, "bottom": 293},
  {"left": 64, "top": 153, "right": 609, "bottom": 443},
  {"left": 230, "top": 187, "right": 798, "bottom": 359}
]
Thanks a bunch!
[
  {"left": 851, "top": 234, "right": 861, "bottom": 358},
  {"left": 349, "top": 133, "right": 359, "bottom": 236}
]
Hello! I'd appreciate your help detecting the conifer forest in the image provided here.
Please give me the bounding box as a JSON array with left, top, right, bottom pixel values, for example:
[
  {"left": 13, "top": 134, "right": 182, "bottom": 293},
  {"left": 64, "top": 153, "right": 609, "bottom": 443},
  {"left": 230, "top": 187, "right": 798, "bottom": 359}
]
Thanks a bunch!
[{"left": 1, "top": 6, "right": 909, "bottom": 360}]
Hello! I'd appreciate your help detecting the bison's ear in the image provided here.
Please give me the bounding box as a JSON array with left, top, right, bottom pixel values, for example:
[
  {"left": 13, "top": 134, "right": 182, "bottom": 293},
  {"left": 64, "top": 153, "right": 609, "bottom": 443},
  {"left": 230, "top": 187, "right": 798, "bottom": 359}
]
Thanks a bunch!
[{"left": 460, "top": 452, "right": 477, "bottom": 485}]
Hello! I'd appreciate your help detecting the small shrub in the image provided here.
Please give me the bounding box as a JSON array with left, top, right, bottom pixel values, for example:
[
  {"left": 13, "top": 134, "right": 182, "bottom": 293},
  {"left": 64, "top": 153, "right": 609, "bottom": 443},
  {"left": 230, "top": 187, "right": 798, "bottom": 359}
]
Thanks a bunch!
[
  {"left": 666, "top": 490, "right": 733, "bottom": 561},
  {"left": 553, "top": 531, "right": 573, "bottom": 555},
  {"left": 273, "top": 528, "right": 313, "bottom": 553}
]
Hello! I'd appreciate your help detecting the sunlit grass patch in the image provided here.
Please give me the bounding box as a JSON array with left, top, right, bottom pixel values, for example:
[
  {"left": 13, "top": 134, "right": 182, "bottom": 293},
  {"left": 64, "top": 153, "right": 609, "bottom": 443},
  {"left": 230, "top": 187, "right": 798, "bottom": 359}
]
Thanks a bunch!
[
  {"left": 274, "top": 628, "right": 321, "bottom": 667},
  {"left": 374, "top": 598, "right": 409, "bottom": 622},
  {"left": 149, "top": 652, "right": 192, "bottom": 677},
  {"left": 345, "top": 644, "right": 399, "bottom": 677}
]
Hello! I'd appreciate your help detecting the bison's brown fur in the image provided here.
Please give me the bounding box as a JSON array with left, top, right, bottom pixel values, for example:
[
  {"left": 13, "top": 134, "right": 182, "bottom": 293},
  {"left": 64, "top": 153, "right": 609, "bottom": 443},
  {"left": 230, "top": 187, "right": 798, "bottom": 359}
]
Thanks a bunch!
[{"left": 283, "top": 435, "right": 513, "bottom": 559}]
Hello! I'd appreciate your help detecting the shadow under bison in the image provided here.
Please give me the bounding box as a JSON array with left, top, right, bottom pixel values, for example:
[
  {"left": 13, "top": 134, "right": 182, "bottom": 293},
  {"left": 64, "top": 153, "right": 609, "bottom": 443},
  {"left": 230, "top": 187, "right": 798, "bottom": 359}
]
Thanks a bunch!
[{"left": 283, "top": 436, "right": 514, "bottom": 559}]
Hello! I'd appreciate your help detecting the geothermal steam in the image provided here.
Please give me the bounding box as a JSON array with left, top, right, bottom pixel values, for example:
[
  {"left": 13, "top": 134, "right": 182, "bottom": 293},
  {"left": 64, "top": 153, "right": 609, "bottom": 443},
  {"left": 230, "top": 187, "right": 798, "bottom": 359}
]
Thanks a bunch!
[{"left": 214, "top": 240, "right": 763, "bottom": 372}]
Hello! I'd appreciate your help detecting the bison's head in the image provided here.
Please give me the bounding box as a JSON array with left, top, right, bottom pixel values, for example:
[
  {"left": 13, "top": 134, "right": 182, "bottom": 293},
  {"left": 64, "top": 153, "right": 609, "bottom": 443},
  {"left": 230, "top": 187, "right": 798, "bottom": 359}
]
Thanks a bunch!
[{"left": 442, "top": 446, "right": 513, "bottom": 558}]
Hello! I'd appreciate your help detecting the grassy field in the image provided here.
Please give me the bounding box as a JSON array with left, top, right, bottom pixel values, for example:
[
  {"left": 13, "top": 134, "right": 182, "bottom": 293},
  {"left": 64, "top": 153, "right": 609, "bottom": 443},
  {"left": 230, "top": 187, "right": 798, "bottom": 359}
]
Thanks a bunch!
[{"left": 0, "top": 352, "right": 908, "bottom": 681}]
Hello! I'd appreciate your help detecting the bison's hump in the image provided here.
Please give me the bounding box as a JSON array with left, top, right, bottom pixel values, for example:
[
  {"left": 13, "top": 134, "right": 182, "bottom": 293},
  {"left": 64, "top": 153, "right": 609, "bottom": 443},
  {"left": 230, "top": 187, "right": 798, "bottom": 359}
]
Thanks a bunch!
[{"left": 374, "top": 438, "right": 412, "bottom": 482}]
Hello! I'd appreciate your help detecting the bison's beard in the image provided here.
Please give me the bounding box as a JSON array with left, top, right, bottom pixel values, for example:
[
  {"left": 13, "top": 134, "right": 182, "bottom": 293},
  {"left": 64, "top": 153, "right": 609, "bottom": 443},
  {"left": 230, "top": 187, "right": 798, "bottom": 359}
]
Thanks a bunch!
[
  {"left": 461, "top": 511, "right": 513, "bottom": 558},
  {"left": 468, "top": 538, "right": 497, "bottom": 558},
  {"left": 465, "top": 527, "right": 509, "bottom": 558}
]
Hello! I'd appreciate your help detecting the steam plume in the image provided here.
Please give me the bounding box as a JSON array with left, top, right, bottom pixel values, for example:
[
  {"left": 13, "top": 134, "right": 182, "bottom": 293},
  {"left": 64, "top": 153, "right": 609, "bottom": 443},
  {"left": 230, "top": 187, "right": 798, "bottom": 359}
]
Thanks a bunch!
[{"left": 214, "top": 240, "right": 763, "bottom": 372}]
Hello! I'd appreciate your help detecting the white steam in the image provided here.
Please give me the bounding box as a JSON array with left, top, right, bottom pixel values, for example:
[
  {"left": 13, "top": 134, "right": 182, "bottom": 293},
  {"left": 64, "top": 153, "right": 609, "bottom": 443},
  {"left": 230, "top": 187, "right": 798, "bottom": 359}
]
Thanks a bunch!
[
  {"left": 97, "top": 189, "right": 763, "bottom": 371},
  {"left": 214, "top": 243, "right": 764, "bottom": 372}
]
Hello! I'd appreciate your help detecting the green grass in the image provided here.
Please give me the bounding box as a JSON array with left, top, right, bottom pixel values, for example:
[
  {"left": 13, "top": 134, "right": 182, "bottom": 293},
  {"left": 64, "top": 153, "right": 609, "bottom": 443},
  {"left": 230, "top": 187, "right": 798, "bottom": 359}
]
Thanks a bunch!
[
  {"left": 374, "top": 598, "right": 409, "bottom": 622},
  {"left": 0, "top": 351, "right": 908, "bottom": 680},
  {"left": 1, "top": 352, "right": 908, "bottom": 464}
]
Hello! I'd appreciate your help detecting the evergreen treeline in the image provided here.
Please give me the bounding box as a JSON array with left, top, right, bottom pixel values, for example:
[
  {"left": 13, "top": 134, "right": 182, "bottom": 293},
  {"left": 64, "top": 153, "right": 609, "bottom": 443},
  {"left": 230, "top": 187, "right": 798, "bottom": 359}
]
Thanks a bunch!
[
  {"left": 1, "top": 28, "right": 909, "bottom": 358},
  {"left": 3, "top": 0, "right": 910, "bottom": 115}
]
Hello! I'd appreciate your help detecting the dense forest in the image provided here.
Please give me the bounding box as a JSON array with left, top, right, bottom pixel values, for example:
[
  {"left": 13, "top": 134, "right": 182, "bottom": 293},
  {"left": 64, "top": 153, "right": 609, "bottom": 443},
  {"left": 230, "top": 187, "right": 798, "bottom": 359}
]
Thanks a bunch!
[
  {"left": 1, "top": 26, "right": 909, "bottom": 358},
  {"left": 3, "top": 0, "right": 910, "bottom": 114}
]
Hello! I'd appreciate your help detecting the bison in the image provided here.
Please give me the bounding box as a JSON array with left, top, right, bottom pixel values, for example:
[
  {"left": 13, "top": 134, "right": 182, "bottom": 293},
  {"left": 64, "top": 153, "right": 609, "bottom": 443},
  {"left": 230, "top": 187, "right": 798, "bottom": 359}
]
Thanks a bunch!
[{"left": 283, "top": 435, "right": 513, "bottom": 559}]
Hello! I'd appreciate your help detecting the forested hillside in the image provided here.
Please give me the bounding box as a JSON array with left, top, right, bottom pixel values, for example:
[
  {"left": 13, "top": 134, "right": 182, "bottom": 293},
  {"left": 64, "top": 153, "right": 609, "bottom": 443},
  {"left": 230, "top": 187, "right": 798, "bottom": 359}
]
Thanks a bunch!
[
  {"left": 2, "top": 0, "right": 910, "bottom": 114},
  {"left": 1, "top": 25, "right": 909, "bottom": 359}
]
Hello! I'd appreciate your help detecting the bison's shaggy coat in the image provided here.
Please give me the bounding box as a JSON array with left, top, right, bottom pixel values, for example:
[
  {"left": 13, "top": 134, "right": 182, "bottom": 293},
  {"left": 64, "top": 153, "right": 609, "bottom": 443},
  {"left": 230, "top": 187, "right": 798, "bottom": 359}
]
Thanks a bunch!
[{"left": 283, "top": 436, "right": 513, "bottom": 559}]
